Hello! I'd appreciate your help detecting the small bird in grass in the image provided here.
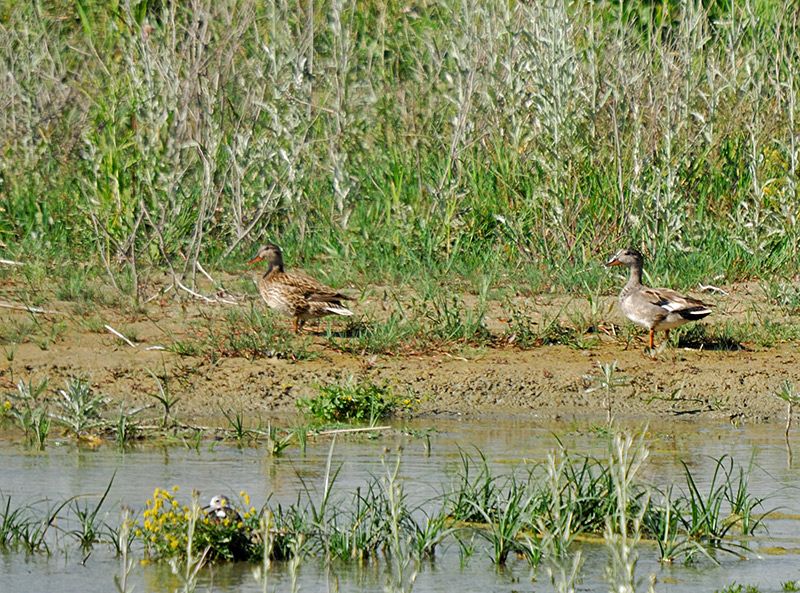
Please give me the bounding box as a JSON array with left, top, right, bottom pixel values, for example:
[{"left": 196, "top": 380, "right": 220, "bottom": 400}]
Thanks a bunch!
[
  {"left": 203, "top": 494, "right": 242, "bottom": 524},
  {"left": 248, "top": 243, "right": 354, "bottom": 333},
  {"left": 605, "top": 248, "right": 712, "bottom": 349}
]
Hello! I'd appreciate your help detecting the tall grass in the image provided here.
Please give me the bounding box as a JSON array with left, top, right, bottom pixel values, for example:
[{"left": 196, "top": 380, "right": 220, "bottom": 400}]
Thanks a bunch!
[{"left": 1, "top": 0, "right": 799, "bottom": 294}]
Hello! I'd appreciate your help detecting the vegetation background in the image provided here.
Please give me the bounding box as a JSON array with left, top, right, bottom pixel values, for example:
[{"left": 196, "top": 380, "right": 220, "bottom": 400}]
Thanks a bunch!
[{"left": 1, "top": 0, "right": 798, "bottom": 299}]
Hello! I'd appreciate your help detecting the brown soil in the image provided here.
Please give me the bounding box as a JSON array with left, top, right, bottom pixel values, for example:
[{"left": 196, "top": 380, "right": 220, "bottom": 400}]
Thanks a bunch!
[{"left": 1, "top": 277, "right": 798, "bottom": 425}]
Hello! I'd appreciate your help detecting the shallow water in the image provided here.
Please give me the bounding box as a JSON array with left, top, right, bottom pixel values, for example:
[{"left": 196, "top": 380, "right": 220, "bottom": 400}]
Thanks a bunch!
[{"left": 2, "top": 417, "right": 800, "bottom": 593}]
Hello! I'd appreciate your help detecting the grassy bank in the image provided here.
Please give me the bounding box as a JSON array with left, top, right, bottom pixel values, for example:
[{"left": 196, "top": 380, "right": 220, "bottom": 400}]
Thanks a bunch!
[{"left": 1, "top": 0, "right": 799, "bottom": 298}]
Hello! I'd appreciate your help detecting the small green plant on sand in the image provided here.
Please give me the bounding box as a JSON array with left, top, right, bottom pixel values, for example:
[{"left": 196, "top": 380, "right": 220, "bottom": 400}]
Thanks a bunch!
[
  {"left": 585, "top": 361, "right": 629, "bottom": 424},
  {"left": 6, "top": 378, "right": 51, "bottom": 449},
  {"left": 297, "top": 379, "right": 398, "bottom": 425}
]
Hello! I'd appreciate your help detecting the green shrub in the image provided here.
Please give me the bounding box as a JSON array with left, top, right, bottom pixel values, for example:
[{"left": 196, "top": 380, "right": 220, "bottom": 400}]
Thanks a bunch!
[{"left": 297, "top": 380, "right": 398, "bottom": 425}]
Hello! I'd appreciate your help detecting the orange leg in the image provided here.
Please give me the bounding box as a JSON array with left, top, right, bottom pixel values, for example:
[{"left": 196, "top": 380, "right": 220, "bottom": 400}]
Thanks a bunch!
[
  {"left": 664, "top": 329, "right": 671, "bottom": 345},
  {"left": 649, "top": 328, "right": 655, "bottom": 349},
  {"left": 292, "top": 317, "right": 299, "bottom": 333}
]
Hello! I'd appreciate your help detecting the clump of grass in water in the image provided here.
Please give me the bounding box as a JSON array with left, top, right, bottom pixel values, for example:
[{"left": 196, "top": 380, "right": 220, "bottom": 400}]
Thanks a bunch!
[
  {"left": 113, "top": 508, "right": 135, "bottom": 593},
  {"left": 604, "top": 431, "right": 654, "bottom": 593},
  {"left": 775, "top": 380, "right": 800, "bottom": 441},
  {"left": 0, "top": 432, "right": 777, "bottom": 577},
  {"left": 69, "top": 475, "right": 115, "bottom": 551},
  {"left": 538, "top": 449, "right": 584, "bottom": 593}
]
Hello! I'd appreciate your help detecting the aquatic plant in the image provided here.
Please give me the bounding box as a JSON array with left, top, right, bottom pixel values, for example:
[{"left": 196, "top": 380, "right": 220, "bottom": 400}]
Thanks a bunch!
[
  {"left": 604, "top": 432, "right": 652, "bottom": 593},
  {"left": 137, "top": 487, "right": 259, "bottom": 563},
  {"left": 0, "top": 431, "right": 778, "bottom": 585},
  {"left": 219, "top": 406, "right": 255, "bottom": 447},
  {"left": 539, "top": 450, "right": 584, "bottom": 593},
  {"left": 775, "top": 380, "right": 800, "bottom": 440},
  {"left": 679, "top": 455, "right": 752, "bottom": 557},
  {"left": 113, "top": 509, "right": 135, "bottom": 593},
  {"left": 68, "top": 475, "right": 115, "bottom": 551}
]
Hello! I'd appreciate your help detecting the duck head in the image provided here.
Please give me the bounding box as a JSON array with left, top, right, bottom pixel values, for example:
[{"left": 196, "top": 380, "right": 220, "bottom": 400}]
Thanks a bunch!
[
  {"left": 248, "top": 243, "right": 284, "bottom": 272},
  {"left": 605, "top": 248, "right": 643, "bottom": 268}
]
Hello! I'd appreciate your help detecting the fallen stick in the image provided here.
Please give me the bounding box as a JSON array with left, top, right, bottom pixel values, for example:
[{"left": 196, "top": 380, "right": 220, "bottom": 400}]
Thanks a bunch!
[
  {"left": 0, "top": 301, "right": 61, "bottom": 314},
  {"left": 315, "top": 425, "right": 391, "bottom": 436},
  {"left": 105, "top": 324, "right": 137, "bottom": 348},
  {"left": 698, "top": 284, "right": 729, "bottom": 296},
  {"left": 177, "top": 281, "right": 215, "bottom": 303},
  {"left": 177, "top": 280, "right": 237, "bottom": 305},
  {"left": 144, "top": 284, "right": 174, "bottom": 304},
  {"left": 196, "top": 261, "right": 215, "bottom": 284},
  {"left": 0, "top": 258, "right": 23, "bottom": 266}
]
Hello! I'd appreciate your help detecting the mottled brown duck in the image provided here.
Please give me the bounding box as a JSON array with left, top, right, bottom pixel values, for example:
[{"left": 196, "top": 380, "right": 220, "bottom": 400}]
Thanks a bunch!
[{"left": 248, "top": 244, "right": 353, "bottom": 333}]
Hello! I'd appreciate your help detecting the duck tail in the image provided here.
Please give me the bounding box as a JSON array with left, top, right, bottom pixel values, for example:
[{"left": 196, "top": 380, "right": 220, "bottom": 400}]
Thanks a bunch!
[
  {"left": 679, "top": 306, "right": 712, "bottom": 320},
  {"left": 324, "top": 304, "right": 354, "bottom": 316}
]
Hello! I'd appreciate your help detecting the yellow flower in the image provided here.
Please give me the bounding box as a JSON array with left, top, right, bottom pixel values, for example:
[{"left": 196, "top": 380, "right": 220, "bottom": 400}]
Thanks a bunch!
[
  {"left": 172, "top": 485, "right": 180, "bottom": 493},
  {"left": 240, "top": 491, "right": 250, "bottom": 507},
  {"left": 2, "top": 400, "right": 11, "bottom": 411}
]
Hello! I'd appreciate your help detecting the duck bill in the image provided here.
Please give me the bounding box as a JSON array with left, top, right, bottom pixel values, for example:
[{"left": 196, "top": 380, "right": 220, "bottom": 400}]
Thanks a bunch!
[
  {"left": 247, "top": 255, "right": 263, "bottom": 265},
  {"left": 605, "top": 257, "right": 622, "bottom": 267}
]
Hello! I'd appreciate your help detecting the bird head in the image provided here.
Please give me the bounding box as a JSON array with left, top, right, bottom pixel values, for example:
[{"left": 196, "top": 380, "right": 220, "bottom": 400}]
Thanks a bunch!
[{"left": 605, "top": 248, "right": 643, "bottom": 268}]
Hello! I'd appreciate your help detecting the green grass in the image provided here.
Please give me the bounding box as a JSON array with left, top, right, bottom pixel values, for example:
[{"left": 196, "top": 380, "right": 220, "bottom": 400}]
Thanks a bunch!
[
  {"left": 1, "top": 0, "right": 799, "bottom": 301},
  {"left": 297, "top": 379, "right": 400, "bottom": 425}
]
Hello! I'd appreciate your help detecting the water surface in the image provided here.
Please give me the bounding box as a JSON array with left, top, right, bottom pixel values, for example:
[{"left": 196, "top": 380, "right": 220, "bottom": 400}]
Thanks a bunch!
[{"left": 2, "top": 417, "right": 800, "bottom": 593}]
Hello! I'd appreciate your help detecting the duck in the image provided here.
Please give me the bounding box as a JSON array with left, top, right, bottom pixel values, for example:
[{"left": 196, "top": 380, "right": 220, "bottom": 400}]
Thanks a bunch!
[
  {"left": 248, "top": 243, "right": 354, "bottom": 333},
  {"left": 605, "top": 248, "right": 712, "bottom": 349},
  {"left": 203, "top": 494, "right": 242, "bottom": 524}
]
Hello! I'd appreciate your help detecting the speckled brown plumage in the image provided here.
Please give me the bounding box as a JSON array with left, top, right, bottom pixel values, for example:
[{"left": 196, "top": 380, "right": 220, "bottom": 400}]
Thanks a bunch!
[{"left": 248, "top": 244, "right": 353, "bottom": 332}]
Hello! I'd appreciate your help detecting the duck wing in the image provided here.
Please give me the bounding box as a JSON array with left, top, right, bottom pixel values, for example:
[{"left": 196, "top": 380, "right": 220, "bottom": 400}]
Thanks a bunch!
[{"left": 644, "top": 287, "right": 712, "bottom": 317}]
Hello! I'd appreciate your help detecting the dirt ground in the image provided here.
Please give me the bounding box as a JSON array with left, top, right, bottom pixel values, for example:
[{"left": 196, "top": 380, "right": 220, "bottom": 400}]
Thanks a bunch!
[{"left": 1, "top": 277, "right": 799, "bottom": 426}]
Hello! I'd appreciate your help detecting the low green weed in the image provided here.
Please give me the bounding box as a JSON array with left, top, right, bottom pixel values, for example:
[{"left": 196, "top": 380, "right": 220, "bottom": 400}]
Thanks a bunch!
[
  {"left": 297, "top": 379, "right": 398, "bottom": 425},
  {"left": 6, "top": 378, "right": 51, "bottom": 449},
  {"left": 505, "top": 302, "right": 582, "bottom": 348},
  {"left": 714, "top": 584, "right": 762, "bottom": 593},
  {"left": 52, "top": 377, "right": 109, "bottom": 437},
  {"left": 208, "top": 307, "right": 313, "bottom": 361}
]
